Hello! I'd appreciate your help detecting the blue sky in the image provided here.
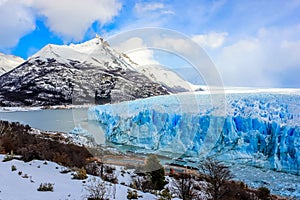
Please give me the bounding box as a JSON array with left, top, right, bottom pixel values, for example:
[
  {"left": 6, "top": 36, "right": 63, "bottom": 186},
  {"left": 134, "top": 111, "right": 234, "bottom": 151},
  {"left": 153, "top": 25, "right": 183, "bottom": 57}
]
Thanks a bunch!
[{"left": 0, "top": 0, "right": 300, "bottom": 88}]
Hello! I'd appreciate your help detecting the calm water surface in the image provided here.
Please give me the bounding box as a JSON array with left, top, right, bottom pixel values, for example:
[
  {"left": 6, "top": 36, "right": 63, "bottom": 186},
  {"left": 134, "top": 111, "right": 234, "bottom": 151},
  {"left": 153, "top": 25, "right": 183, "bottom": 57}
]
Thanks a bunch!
[{"left": 0, "top": 108, "right": 105, "bottom": 143}]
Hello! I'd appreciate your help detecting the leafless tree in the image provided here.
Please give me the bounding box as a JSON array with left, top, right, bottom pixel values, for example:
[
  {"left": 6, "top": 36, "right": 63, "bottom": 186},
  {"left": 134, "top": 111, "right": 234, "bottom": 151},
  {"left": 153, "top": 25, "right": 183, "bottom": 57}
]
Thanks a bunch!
[
  {"left": 0, "top": 121, "right": 13, "bottom": 136},
  {"left": 84, "top": 177, "right": 110, "bottom": 200},
  {"left": 172, "top": 172, "right": 197, "bottom": 200},
  {"left": 199, "top": 158, "right": 233, "bottom": 200}
]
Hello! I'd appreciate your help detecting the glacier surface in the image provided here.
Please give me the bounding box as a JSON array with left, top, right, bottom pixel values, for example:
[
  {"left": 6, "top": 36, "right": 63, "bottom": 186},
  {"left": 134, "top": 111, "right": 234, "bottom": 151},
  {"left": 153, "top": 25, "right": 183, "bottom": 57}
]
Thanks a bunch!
[{"left": 88, "top": 90, "right": 300, "bottom": 176}]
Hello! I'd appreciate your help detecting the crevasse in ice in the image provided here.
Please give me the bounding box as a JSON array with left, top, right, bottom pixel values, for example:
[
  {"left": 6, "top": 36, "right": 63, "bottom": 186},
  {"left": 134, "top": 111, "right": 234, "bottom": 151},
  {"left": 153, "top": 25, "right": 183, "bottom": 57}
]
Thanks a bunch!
[{"left": 88, "top": 91, "right": 300, "bottom": 175}]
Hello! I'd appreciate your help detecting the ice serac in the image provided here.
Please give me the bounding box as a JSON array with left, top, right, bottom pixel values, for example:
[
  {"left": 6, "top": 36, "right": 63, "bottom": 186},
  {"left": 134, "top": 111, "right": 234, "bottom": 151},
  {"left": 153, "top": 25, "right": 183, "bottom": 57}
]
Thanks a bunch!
[{"left": 88, "top": 90, "right": 300, "bottom": 175}]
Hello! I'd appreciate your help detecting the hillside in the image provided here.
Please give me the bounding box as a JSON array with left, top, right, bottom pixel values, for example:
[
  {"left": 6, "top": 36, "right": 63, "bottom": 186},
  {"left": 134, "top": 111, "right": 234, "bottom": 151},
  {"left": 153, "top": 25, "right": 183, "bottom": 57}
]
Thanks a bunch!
[{"left": 0, "top": 38, "right": 169, "bottom": 106}]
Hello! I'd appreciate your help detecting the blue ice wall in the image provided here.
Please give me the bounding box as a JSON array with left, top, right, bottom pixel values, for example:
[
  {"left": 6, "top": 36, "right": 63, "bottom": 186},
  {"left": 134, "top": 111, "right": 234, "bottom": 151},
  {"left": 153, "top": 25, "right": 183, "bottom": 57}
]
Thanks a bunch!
[{"left": 88, "top": 92, "right": 300, "bottom": 175}]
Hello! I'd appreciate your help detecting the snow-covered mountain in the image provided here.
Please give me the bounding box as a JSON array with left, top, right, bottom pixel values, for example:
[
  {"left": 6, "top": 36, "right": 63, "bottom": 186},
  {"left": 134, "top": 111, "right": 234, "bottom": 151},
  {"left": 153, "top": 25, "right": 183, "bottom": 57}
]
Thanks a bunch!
[
  {"left": 30, "top": 37, "right": 200, "bottom": 93},
  {"left": 0, "top": 37, "right": 170, "bottom": 106},
  {"left": 132, "top": 65, "right": 203, "bottom": 92},
  {"left": 88, "top": 88, "right": 300, "bottom": 176},
  {"left": 0, "top": 53, "right": 24, "bottom": 75}
]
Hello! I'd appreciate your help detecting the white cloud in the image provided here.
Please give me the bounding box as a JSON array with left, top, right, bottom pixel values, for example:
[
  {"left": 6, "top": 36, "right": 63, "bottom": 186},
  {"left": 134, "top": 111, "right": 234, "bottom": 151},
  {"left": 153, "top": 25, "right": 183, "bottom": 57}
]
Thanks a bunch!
[
  {"left": 153, "top": 37, "right": 193, "bottom": 54},
  {"left": 213, "top": 26, "right": 300, "bottom": 87},
  {"left": 214, "top": 38, "right": 272, "bottom": 87},
  {"left": 29, "top": 0, "right": 121, "bottom": 41},
  {"left": 0, "top": 0, "right": 7, "bottom": 5},
  {"left": 0, "top": 0, "right": 122, "bottom": 50},
  {"left": 113, "top": 37, "right": 159, "bottom": 66},
  {"left": 109, "top": 29, "right": 223, "bottom": 88},
  {"left": 0, "top": 0, "right": 35, "bottom": 49},
  {"left": 111, "top": 27, "right": 300, "bottom": 88},
  {"left": 134, "top": 2, "right": 174, "bottom": 15},
  {"left": 135, "top": 2, "right": 164, "bottom": 13},
  {"left": 192, "top": 32, "right": 228, "bottom": 49}
]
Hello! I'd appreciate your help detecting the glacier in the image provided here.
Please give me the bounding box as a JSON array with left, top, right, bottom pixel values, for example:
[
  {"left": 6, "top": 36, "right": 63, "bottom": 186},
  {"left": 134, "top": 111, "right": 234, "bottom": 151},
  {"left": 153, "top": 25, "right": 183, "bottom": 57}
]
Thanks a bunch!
[{"left": 88, "top": 89, "right": 300, "bottom": 176}]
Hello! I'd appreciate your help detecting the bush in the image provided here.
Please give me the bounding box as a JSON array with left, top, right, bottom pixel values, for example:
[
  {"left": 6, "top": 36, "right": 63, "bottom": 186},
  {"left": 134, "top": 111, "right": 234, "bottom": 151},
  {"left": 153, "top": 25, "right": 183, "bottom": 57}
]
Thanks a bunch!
[
  {"left": 127, "top": 190, "right": 138, "bottom": 199},
  {"left": 172, "top": 172, "right": 196, "bottom": 200},
  {"left": 0, "top": 138, "right": 5, "bottom": 154},
  {"left": 72, "top": 168, "right": 87, "bottom": 180},
  {"left": 37, "top": 183, "right": 54, "bottom": 192},
  {"left": 84, "top": 177, "right": 109, "bottom": 200},
  {"left": 105, "top": 165, "right": 115, "bottom": 174},
  {"left": 159, "top": 189, "right": 172, "bottom": 200},
  {"left": 257, "top": 187, "right": 270, "bottom": 200},
  {"left": 240, "top": 181, "right": 247, "bottom": 189},
  {"left": 144, "top": 154, "right": 166, "bottom": 190},
  {"left": 85, "top": 161, "right": 100, "bottom": 176},
  {"left": 102, "top": 172, "right": 118, "bottom": 184},
  {"left": 22, "top": 173, "right": 29, "bottom": 178},
  {"left": 0, "top": 120, "right": 92, "bottom": 168},
  {"left": 199, "top": 158, "right": 233, "bottom": 200},
  {"left": 2, "top": 151, "right": 14, "bottom": 162},
  {"left": 131, "top": 175, "right": 152, "bottom": 192},
  {"left": 11, "top": 165, "right": 17, "bottom": 171}
]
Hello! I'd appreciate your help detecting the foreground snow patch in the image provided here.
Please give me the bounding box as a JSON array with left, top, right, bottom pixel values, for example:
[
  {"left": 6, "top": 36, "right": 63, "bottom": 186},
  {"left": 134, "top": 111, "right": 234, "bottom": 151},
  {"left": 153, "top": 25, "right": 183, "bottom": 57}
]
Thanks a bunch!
[{"left": 0, "top": 155, "right": 156, "bottom": 200}]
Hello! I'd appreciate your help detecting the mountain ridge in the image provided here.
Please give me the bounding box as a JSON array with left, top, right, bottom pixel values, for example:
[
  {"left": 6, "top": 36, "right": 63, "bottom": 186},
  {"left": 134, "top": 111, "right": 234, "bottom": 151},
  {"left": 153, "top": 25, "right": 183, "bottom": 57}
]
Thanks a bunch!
[
  {"left": 0, "top": 37, "right": 170, "bottom": 106},
  {"left": 0, "top": 53, "right": 24, "bottom": 76}
]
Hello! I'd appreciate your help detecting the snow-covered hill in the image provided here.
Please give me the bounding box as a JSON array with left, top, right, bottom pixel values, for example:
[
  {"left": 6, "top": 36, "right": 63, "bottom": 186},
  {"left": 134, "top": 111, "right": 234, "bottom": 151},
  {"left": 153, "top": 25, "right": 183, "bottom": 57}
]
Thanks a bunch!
[
  {"left": 133, "top": 65, "right": 203, "bottom": 92},
  {"left": 0, "top": 155, "right": 157, "bottom": 200},
  {"left": 0, "top": 53, "right": 24, "bottom": 76},
  {"left": 0, "top": 37, "right": 170, "bottom": 106}
]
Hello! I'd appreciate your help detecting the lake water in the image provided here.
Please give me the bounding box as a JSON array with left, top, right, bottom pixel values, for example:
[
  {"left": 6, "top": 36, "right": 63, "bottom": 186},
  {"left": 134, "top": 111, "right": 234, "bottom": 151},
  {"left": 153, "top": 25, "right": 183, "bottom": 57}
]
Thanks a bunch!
[{"left": 0, "top": 108, "right": 106, "bottom": 144}]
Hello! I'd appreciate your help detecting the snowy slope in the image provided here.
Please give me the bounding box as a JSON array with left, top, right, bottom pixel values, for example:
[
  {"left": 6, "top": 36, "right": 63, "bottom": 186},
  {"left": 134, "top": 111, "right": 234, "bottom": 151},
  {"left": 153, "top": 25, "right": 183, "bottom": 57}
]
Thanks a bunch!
[
  {"left": 31, "top": 37, "right": 136, "bottom": 71},
  {"left": 0, "top": 37, "right": 170, "bottom": 106},
  {"left": 0, "top": 155, "right": 157, "bottom": 200},
  {"left": 31, "top": 38, "right": 201, "bottom": 93},
  {"left": 88, "top": 88, "right": 300, "bottom": 175},
  {"left": 0, "top": 53, "right": 24, "bottom": 76},
  {"left": 31, "top": 37, "right": 202, "bottom": 93},
  {"left": 133, "top": 65, "right": 203, "bottom": 92}
]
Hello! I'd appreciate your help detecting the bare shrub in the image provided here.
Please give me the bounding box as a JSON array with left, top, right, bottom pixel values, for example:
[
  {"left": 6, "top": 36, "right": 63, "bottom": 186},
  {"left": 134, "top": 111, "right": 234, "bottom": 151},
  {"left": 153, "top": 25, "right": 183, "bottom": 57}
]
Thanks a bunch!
[
  {"left": 172, "top": 172, "right": 197, "bottom": 200},
  {"left": 84, "top": 177, "right": 110, "bottom": 200},
  {"left": 199, "top": 158, "right": 233, "bottom": 200},
  {"left": 37, "top": 183, "right": 54, "bottom": 192},
  {"left": 72, "top": 168, "right": 87, "bottom": 180}
]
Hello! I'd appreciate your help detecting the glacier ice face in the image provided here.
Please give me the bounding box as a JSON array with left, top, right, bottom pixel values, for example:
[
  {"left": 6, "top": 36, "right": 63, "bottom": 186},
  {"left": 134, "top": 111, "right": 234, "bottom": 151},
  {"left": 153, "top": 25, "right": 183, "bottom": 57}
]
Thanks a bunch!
[{"left": 88, "top": 91, "right": 300, "bottom": 175}]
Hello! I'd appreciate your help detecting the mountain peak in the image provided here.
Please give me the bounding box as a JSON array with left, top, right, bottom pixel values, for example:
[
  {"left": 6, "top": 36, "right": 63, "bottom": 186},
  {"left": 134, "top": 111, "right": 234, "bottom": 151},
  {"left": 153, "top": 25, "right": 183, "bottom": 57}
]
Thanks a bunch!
[
  {"left": 30, "top": 35, "right": 118, "bottom": 65},
  {"left": 0, "top": 37, "right": 170, "bottom": 106},
  {"left": 0, "top": 53, "right": 24, "bottom": 75}
]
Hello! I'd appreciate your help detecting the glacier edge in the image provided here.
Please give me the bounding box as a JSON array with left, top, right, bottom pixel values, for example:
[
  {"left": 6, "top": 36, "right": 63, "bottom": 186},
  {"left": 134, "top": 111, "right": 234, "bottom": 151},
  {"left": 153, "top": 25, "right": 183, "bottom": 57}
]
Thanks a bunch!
[{"left": 88, "top": 92, "right": 300, "bottom": 175}]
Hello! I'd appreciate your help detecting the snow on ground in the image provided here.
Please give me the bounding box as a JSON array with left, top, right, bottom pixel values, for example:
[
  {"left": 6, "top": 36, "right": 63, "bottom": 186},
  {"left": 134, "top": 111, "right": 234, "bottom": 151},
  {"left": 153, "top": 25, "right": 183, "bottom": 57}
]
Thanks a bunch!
[
  {"left": 0, "top": 155, "right": 157, "bottom": 200},
  {"left": 0, "top": 104, "right": 94, "bottom": 112},
  {"left": 0, "top": 107, "right": 43, "bottom": 113}
]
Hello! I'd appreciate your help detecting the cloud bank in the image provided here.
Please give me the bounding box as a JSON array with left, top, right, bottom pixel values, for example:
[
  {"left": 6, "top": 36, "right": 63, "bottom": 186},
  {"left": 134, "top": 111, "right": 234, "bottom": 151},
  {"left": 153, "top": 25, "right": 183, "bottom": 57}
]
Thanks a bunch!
[
  {"left": 0, "top": 0, "right": 121, "bottom": 49},
  {"left": 29, "top": 0, "right": 121, "bottom": 40},
  {"left": 0, "top": 0, "right": 35, "bottom": 48},
  {"left": 214, "top": 26, "right": 300, "bottom": 87}
]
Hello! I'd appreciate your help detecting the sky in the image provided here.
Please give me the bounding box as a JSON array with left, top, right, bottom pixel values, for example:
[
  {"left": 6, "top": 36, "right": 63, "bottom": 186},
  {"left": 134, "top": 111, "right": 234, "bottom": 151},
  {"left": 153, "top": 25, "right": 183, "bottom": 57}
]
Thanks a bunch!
[{"left": 0, "top": 0, "right": 300, "bottom": 88}]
